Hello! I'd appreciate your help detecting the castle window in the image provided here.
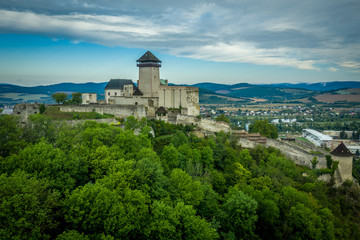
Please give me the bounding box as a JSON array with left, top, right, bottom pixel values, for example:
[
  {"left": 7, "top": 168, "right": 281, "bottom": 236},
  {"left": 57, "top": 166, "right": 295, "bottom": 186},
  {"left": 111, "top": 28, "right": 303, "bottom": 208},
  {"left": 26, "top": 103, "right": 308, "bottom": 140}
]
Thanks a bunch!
[
  {"left": 108, "top": 92, "right": 110, "bottom": 96},
  {"left": 115, "top": 92, "right": 117, "bottom": 96}
]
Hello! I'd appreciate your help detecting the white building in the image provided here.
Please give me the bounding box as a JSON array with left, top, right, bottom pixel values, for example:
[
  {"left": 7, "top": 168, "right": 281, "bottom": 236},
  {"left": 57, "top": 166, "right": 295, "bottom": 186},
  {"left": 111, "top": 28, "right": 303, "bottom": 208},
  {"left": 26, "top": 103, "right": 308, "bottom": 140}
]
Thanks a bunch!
[
  {"left": 302, "top": 129, "right": 333, "bottom": 147},
  {"left": 82, "top": 93, "right": 97, "bottom": 104}
]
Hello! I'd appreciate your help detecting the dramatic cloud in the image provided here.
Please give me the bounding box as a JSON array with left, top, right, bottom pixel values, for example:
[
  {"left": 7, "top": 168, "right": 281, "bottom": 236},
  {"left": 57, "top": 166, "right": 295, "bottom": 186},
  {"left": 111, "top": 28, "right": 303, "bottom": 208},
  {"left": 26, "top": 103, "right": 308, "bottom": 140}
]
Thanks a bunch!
[{"left": 0, "top": 0, "right": 359, "bottom": 71}]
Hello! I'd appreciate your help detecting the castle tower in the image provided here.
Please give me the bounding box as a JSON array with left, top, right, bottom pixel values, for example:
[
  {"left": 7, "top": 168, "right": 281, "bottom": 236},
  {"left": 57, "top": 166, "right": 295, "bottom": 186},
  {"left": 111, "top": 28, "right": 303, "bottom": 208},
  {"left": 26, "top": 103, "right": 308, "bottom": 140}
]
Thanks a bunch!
[
  {"left": 330, "top": 142, "right": 354, "bottom": 186},
  {"left": 137, "top": 51, "right": 161, "bottom": 98}
]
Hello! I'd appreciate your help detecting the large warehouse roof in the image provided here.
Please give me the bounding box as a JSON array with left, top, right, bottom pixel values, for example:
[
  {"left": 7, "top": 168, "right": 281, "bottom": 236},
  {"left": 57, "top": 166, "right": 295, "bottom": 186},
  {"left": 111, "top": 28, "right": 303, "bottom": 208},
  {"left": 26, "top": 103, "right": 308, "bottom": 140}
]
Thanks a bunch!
[{"left": 303, "top": 129, "right": 333, "bottom": 141}]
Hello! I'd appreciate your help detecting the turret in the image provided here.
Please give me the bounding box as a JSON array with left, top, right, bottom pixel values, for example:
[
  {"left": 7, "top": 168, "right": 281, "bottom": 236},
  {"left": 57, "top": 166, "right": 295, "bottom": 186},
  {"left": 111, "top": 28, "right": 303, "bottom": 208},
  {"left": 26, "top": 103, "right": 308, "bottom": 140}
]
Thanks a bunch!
[{"left": 330, "top": 142, "right": 354, "bottom": 186}]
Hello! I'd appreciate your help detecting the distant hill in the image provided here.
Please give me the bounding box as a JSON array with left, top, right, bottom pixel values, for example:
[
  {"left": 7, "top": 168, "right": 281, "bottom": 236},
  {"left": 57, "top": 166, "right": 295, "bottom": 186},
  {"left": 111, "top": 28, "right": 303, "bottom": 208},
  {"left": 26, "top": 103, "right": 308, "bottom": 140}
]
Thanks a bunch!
[
  {"left": 258, "top": 81, "right": 360, "bottom": 91},
  {"left": 1, "top": 81, "right": 360, "bottom": 105},
  {"left": 191, "top": 82, "right": 315, "bottom": 102},
  {"left": 0, "top": 82, "right": 107, "bottom": 104},
  {"left": 0, "top": 82, "right": 107, "bottom": 95}
]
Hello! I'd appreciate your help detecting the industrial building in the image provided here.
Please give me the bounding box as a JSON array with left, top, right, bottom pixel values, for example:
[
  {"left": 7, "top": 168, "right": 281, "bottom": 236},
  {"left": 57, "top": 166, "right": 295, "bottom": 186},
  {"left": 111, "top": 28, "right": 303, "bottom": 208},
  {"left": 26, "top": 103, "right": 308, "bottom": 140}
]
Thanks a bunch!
[{"left": 302, "top": 129, "right": 333, "bottom": 147}]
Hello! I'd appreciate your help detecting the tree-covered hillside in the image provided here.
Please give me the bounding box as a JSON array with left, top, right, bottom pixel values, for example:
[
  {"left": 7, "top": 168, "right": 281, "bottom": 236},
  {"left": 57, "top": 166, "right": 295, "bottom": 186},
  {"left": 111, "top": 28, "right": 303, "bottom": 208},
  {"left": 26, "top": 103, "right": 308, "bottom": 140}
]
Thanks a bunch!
[{"left": 1, "top": 114, "right": 360, "bottom": 239}]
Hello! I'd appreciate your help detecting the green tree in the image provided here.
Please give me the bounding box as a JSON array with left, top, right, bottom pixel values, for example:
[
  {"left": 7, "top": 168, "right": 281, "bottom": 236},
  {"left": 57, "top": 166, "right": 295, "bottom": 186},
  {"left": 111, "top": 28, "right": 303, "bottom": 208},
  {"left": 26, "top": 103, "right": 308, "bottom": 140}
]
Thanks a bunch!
[
  {"left": 286, "top": 203, "right": 323, "bottom": 240},
  {"left": 56, "top": 230, "right": 90, "bottom": 240},
  {"left": 0, "top": 171, "right": 60, "bottom": 239},
  {"left": 0, "top": 115, "right": 26, "bottom": 157},
  {"left": 169, "top": 168, "right": 204, "bottom": 206},
  {"left": 216, "top": 114, "right": 230, "bottom": 124},
  {"left": 39, "top": 103, "right": 46, "bottom": 113},
  {"left": 219, "top": 188, "right": 258, "bottom": 239},
  {"left": 124, "top": 115, "right": 139, "bottom": 130},
  {"left": 170, "top": 130, "right": 188, "bottom": 148},
  {"left": 340, "top": 130, "right": 347, "bottom": 139},
  {"left": 326, "top": 155, "right": 333, "bottom": 169},
  {"left": 3, "top": 140, "right": 85, "bottom": 192},
  {"left": 71, "top": 92, "right": 82, "bottom": 104},
  {"left": 160, "top": 145, "right": 180, "bottom": 174},
  {"left": 312, "top": 156, "right": 319, "bottom": 169},
  {"left": 200, "top": 146, "right": 214, "bottom": 168},
  {"left": 52, "top": 93, "right": 68, "bottom": 104},
  {"left": 148, "top": 201, "right": 218, "bottom": 240},
  {"left": 23, "top": 114, "right": 57, "bottom": 144},
  {"left": 63, "top": 181, "right": 149, "bottom": 239},
  {"left": 249, "top": 120, "right": 278, "bottom": 139}
]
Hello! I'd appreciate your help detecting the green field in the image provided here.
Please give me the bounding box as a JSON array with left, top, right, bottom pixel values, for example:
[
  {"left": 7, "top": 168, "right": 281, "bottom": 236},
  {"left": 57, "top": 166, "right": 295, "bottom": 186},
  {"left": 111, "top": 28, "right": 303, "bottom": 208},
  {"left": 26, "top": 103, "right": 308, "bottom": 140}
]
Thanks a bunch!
[{"left": 296, "top": 136, "right": 311, "bottom": 143}]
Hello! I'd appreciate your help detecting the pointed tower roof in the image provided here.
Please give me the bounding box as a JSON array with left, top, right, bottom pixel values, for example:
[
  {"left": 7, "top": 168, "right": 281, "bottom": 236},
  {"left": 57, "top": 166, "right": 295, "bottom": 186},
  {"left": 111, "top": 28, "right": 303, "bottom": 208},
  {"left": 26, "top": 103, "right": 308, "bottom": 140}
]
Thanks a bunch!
[
  {"left": 331, "top": 142, "right": 353, "bottom": 157},
  {"left": 137, "top": 51, "right": 161, "bottom": 63},
  {"left": 133, "top": 88, "right": 143, "bottom": 96},
  {"left": 155, "top": 106, "right": 168, "bottom": 114}
]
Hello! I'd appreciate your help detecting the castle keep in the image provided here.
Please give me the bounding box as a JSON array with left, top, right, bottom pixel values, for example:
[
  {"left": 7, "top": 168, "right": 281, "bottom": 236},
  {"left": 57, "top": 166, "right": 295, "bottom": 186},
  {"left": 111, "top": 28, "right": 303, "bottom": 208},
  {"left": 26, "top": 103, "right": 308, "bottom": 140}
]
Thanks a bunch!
[{"left": 101, "top": 51, "right": 200, "bottom": 117}]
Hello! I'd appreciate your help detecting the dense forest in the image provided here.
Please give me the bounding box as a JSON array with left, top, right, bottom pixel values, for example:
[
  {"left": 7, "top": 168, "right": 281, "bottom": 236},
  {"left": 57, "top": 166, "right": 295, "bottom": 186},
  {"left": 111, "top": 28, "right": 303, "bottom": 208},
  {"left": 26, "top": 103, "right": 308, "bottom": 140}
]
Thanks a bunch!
[{"left": 1, "top": 114, "right": 360, "bottom": 239}]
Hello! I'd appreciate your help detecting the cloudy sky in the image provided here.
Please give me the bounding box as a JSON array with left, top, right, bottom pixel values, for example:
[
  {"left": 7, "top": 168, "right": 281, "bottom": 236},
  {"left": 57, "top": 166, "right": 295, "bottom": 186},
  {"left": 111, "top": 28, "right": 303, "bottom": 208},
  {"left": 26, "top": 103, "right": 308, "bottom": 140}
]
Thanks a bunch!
[{"left": 0, "top": 0, "right": 359, "bottom": 86}]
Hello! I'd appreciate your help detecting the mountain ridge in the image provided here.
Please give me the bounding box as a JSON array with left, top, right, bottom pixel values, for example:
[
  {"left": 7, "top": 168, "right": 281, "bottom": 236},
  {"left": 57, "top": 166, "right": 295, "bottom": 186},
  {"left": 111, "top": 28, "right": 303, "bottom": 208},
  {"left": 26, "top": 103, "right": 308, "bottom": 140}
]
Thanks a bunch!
[{"left": 1, "top": 81, "right": 359, "bottom": 104}]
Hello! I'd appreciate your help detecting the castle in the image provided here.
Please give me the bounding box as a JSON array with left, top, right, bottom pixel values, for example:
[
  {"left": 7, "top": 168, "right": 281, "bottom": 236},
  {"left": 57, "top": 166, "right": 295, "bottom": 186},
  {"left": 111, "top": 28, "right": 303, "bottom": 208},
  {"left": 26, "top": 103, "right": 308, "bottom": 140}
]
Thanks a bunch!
[{"left": 83, "top": 51, "right": 200, "bottom": 118}]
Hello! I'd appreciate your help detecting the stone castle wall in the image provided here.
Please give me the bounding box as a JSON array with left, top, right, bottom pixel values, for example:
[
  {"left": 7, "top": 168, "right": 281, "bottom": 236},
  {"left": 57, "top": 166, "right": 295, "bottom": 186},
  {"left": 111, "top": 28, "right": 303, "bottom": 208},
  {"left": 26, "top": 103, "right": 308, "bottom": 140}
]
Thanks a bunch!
[
  {"left": 238, "top": 137, "right": 355, "bottom": 187},
  {"left": 332, "top": 155, "right": 353, "bottom": 187},
  {"left": 64, "top": 118, "right": 119, "bottom": 126},
  {"left": 158, "top": 86, "right": 200, "bottom": 116},
  {"left": 266, "top": 139, "right": 327, "bottom": 169},
  {"left": 238, "top": 138, "right": 327, "bottom": 169},
  {"left": 294, "top": 138, "right": 328, "bottom": 154},
  {"left": 60, "top": 105, "right": 146, "bottom": 118},
  {"left": 13, "top": 103, "right": 40, "bottom": 123}
]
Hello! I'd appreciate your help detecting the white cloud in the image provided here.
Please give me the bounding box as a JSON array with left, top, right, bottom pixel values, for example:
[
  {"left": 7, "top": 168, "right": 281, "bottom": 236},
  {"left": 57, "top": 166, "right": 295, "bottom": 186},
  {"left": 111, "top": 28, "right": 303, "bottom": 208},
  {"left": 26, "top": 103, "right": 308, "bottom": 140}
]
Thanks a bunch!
[
  {"left": 339, "top": 61, "right": 360, "bottom": 69},
  {"left": 0, "top": 9, "right": 184, "bottom": 40},
  {"left": 170, "top": 42, "right": 318, "bottom": 70},
  {"left": 0, "top": 0, "right": 359, "bottom": 73},
  {"left": 328, "top": 67, "right": 338, "bottom": 72}
]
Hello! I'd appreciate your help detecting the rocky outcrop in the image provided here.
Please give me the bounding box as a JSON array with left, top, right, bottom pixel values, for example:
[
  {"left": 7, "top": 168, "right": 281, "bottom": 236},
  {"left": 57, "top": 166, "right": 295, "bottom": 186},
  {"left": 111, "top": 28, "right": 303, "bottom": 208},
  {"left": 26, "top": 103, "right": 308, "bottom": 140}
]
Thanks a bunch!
[{"left": 175, "top": 115, "right": 231, "bottom": 133}]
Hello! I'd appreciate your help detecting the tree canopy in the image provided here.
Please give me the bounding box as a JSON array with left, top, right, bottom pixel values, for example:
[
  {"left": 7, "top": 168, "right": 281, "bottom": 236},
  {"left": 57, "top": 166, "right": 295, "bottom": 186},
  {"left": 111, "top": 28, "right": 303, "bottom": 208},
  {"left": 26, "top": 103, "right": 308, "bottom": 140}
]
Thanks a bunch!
[
  {"left": 216, "top": 114, "right": 230, "bottom": 124},
  {"left": 52, "top": 93, "right": 68, "bottom": 104},
  {"left": 249, "top": 119, "right": 278, "bottom": 139},
  {"left": 0, "top": 115, "right": 359, "bottom": 239},
  {"left": 71, "top": 92, "right": 82, "bottom": 104}
]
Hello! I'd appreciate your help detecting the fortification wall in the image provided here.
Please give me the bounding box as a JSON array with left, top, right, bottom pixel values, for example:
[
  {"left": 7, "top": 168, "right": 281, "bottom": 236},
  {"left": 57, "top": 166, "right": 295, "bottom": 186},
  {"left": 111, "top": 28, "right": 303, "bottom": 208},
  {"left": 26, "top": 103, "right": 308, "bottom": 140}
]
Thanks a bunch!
[
  {"left": 266, "top": 139, "right": 327, "bottom": 169},
  {"left": 13, "top": 103, "right": 40, "bottom": 123},
  {"left": 158, "top": 87, "right": 200, "bottom": 116},
  {"left": 175, "top": 115, "right": 231, "bottom": 132},
  {"left": 238, "top": 138, "right": 327, "bottom": 169},
  {"left": 60, "top": 105, "right": 146, "bottom": 118},
  {"left": 238, "top": 137, "right": 355, "bottom": 187},
  {"left": 65, "top": 118, "right": 118, "bottom": 126},
  {"left": 332, "top": 155, "right": 353, "bottom": 187},
  {"left": 295, "top": 138, "right": 328, "bottom": 154}
]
